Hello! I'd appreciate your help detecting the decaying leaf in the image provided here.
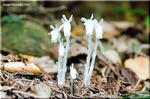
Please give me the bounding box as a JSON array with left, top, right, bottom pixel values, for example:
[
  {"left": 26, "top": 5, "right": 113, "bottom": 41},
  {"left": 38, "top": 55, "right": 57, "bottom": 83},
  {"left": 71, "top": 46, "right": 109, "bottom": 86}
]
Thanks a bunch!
[
  {"left": 102, "top": 50, "right": 122, "bottom": 65},
  {"left": 124, "top": 56, "right": 149, "bottom": 80},
  {"left": 25, "top": 63, "right": 42, "bottom": 74},
  {"left": 33, "top": 56, "right": 58, "bottom": 73},
  {"left": 111, "top": 21, "right": 135, "bottom": 31},
  {"left": 91, "top": 75, "right": 102, "bottom": 85},
  {"left": 18, "top": 54, "right": 39, "bottom": 62},
  {"left": 135, "top": 84, "right": 142, "bottom": 90},
  {"left": 34, "top": 83, "right": 51, "bottom": 98},
  {"left": 4, "top": 62, "right": 25, "bottom": 72},
  {"left": 102, "top": 21, "right": 120, "bottom": 39},
  {"left": 4, "top": 62, "right": 42, "bottom": 74},
  {"left": 117, "top": 42, "right": 128, "bottom": 53},
  {"left": 68, "top": 43, "right": 88, "bottom": 58}
]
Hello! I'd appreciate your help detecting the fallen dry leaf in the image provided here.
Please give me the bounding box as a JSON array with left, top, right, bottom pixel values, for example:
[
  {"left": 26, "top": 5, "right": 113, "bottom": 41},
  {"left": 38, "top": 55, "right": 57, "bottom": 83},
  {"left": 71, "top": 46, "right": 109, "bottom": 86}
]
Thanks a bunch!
[
  {"left": 91, "top": 75, "right": 102, "bottom": 85},
  {"left": 68, "top": 43, "right": 88, "bottom": 58},
  {"left": 102, "top": 50, "right": 122, "bottom": 65},
  {"left": 124, "top": 56, "right": 149, "bottom": 80},
  {"left": 18, "top": 54, "right": 39, "bottom": 62},
  {"left": 34, "top": 83, "right": 51, "bottom": 98},
  {"left": 4, "top": 62, "right": 25, "bottom": 72},
  {"left": 102, "top": 21, "right": 120, "bottom": 39},
  {"left": 135, "top": 84, "right": 142, "bottom": 90},
  {"left": 111, "top": 21, "right": 135, "bottom": 31},
  {"left": 117, "top": 42, "right": 128, "bottom": 53},
  {"left": 4, "top": 62, "right": 42, "bottom": 74},
  {"left": 33, "top": 56, "right": 58, "bottom": 73},
  {"left": 25, "top": 63, "right": 42, "bottom": 74}
]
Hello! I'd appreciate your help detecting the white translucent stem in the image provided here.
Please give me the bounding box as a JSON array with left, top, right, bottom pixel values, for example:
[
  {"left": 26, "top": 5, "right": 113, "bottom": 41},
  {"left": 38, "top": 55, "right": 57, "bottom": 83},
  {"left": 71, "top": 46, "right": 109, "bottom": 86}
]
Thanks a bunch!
[
  {"left": 57, "top": 33, "right": 64, "bottom": 85},
  {"left": 89, "top": 38, "right": 98, "bottom": 77},
  {"left": 84, "top": 35, "right": 92, "bottom": 86},
  {"left": 70, "top": 78, "right": 73, "bottom": 96},
  {"left": 98, "top": 40, "right": 104, "bottom": 52},
  {"left": 61, "top": 36, "right": 70, "bottom": 84},
  {"left": 57, "top": 55, "right": 63, "bottom": 85}
]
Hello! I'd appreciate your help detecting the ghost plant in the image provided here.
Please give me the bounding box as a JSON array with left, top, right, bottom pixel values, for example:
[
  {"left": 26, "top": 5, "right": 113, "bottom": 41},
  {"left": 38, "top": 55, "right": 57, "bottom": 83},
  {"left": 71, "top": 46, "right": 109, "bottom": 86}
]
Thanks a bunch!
[
  {"left": 48, "top": 15, "right": 73, "bottom": 85},
  {"left": 70, "top": 64, "right": 78, "bottom": 96},
  {"left": 81, "top": 14, "right": 104, "bottom": 86}
]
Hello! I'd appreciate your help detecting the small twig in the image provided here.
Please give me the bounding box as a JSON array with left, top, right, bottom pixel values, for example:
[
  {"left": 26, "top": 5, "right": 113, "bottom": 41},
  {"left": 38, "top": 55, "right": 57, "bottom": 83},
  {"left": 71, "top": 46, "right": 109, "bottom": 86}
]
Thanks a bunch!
[
  {"left": 135, "top": 78, "right": 141, "bottom": 88},
  {"left": 12, "top": 90, "right": 41, "bottom": 98},
  {"left": 0, "top": 86, "right": 15, "bottom": 91},
  {"left": 62, "top": 91, "right": 67, "bottom": 98}
]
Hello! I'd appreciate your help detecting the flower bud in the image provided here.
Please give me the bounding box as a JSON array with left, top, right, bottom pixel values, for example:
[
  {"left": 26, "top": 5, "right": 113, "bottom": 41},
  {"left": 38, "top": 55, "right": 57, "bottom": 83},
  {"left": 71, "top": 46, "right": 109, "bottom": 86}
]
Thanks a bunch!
[
  {"left": 70, "top": 64, "right": 78, "bottom": 80},
  {"left": 94, "top": 19, "right": 104, "bottom": 39}
]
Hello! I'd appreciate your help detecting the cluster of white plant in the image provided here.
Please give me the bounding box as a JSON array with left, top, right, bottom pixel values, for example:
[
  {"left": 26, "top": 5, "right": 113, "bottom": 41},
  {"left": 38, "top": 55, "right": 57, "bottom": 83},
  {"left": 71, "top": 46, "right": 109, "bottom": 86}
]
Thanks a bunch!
[
  {"left": 81, "top": 14, "right": 104, "bottom": 86},
  {"left": 48, "top": 14, "right": 104, "bottom": 86},
  {"left": 48, "top": 14, "right": 72, "bottom": 85}
]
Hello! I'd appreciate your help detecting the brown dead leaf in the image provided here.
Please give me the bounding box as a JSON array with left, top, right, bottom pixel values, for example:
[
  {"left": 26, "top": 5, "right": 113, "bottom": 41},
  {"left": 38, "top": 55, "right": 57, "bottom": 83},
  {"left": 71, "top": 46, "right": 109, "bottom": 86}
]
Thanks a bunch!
[
  {"left": 18, "top": 54, "right": 39, "bottom": 62},
  {"left": 124, "top": 56, "right": 149, "bottom": 80},
  {"left": 91, "top": 75, "right": 102, "bottom": 85},
  {"left": 111, "top": 21, "right": 135, "bottom": 31},
  {"left": 102, "top": 21, "right": 120, "bottom": 39},
  {"left": 68, "top": 43, "right": 88, "bottom": 58},
  {"left": 102, "top": 50, "right": 122, "bottom": 65},
  {"left": 25, "top": 63, "right": 42, "bottom": 74},
  {"left": 8, "top": 53, "right": 18, "bottom": 58},
  {"left": 120, "top": 66, "right": 138, "bottom": 86},
  {"left": 4, "top": 62, "right": 25, "bottom": 72},
  {"left": 135, "top": 84, "right": 142, "bottom": 90},
  {"left": 33, "top": 56, "right": 58, "bottom": 73},
  {"left": 34, "top": 83, "right": 51, "bottom": 98},
  {"left": 4, "top": 62, "right": 42, "bottom": 74}
]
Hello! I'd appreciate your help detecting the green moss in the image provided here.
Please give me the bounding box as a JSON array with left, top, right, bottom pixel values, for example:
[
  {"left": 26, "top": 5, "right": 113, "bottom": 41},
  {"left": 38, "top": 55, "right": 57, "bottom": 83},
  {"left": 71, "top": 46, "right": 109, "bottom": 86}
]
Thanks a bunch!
[
  {"left": 2, "top": 15, "right": 22, "bottom": 23},
  {"left": 2, "top": 21, "right": 51, "bottom": 56},
  {"left": 122, "top": 91, "right": 150, "bottom": 99}
]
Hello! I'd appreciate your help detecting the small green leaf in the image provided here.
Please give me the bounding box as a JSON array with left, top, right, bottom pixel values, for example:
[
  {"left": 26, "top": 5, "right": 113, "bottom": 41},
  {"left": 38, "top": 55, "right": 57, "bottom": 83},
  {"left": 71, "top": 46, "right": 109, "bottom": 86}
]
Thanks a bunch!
[
  {"left": 84, "top": 94, "right": 86, "bottom": 99},
  {"left": 114, "top": 6, "right": 130, "bottom": 13},
  {"left": 145, "top": 16, "right": 150, "bottom": 27},
  {"left": 132, "top": 8, "right": 146, "bottom": 16}
]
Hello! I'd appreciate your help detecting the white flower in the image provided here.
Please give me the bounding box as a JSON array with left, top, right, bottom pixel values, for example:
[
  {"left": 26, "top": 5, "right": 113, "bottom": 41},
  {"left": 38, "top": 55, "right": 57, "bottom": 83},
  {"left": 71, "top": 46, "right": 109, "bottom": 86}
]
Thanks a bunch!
[
  {"left": 59, "top": 41, "right": 65, "bottom": 56},
  {"left": 61, "top": 15, "right": 73, "bottom": 37},
  {"left": 48, "top": 25, "right": 59, "bottom": 42},
  {"left": 81, "top": 14, "right": 94, "bottom": 35},
  {"left": 94, "top": 19, "right": 104, "bottom": 39},
  {"left": 70, "top": 64, "right": 78, "bottom": 80}
]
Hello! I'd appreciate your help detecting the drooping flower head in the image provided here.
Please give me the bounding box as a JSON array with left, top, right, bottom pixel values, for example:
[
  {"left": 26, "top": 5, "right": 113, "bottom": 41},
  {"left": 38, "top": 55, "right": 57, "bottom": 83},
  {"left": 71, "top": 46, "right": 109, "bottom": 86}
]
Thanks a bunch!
[
  {"left": 61, "top": 14, "right": 73, "bottom": 37},
  {"left": 94, "top": 18, "right": 104, "bottom": 39},
  {"left": 70, "top": 64, "right": 78, "bottom": 80},
  {"left": 81, "top": 14, "right": 95, "bottom": 36},
  {"left": 48, "top": 25, "right": 59, "bottom": 42}
]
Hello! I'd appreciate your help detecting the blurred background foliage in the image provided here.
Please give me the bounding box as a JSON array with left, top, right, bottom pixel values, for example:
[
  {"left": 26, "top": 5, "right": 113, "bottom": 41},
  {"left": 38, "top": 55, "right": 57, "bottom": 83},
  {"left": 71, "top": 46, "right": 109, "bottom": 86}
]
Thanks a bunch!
[{"left": 1, "top": 1, "right": 149, "bottom": 56}]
